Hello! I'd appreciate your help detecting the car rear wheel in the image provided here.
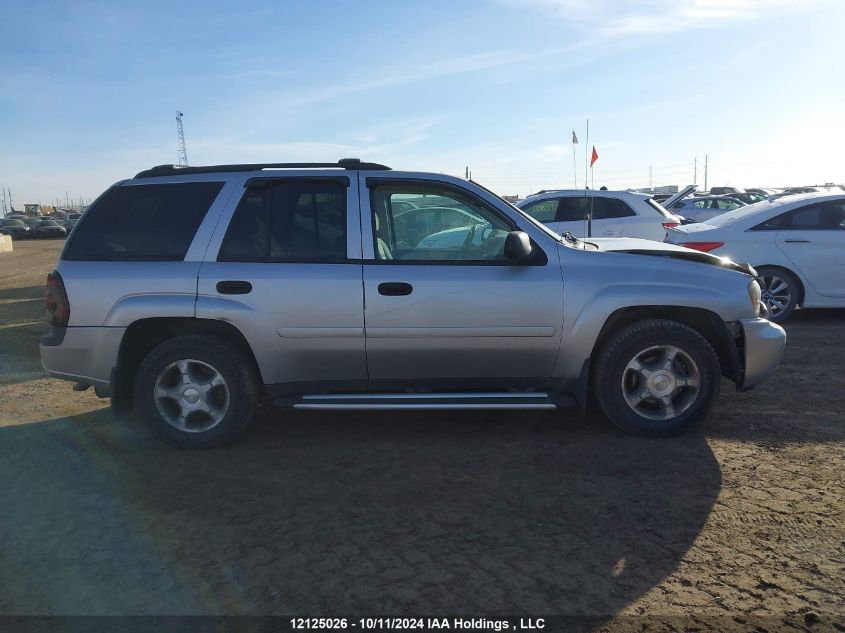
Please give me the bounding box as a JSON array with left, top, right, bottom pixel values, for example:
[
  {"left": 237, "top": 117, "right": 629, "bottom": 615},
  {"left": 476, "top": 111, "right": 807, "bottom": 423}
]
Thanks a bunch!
[
  {"left": 756, "top": 266, "right": 799, "bottom": 323},
  {"left": 594, "top": 319, "right": 720, "bottom": 436},
  {"left": 135, "top": 334, "right": 258, "bottom": 448}
]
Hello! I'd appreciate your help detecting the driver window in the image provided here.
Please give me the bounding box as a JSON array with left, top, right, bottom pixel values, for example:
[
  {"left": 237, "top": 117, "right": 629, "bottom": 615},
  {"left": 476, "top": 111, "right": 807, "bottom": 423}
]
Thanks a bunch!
[{"left": 370, "top": 183, "right": 511, "bottom": 262}]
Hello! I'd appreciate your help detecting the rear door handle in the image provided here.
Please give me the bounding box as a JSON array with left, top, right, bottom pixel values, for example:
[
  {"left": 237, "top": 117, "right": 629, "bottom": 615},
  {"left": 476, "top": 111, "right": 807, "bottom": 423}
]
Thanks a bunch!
[
  {"left": 784, "top": 239, "right": 811, "bottom": 243},
  {"left": 378, "top": 282, "right": 413, "bottom": 296},
  {"left": 216, "top": 280, "right": 252, "bottom": 295}
]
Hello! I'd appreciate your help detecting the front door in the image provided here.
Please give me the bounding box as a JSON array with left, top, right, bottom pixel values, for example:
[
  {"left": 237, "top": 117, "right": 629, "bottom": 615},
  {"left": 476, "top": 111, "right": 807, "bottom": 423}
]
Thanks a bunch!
[{"left": 361, "top": 178, "right": 564, "bottom": 382}]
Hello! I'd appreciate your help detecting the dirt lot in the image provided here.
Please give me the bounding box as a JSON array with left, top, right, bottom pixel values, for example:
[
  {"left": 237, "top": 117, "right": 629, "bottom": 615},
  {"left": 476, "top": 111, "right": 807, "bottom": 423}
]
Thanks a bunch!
[{"left": 0, "top": 240, "right": 842, "bottom": 629}]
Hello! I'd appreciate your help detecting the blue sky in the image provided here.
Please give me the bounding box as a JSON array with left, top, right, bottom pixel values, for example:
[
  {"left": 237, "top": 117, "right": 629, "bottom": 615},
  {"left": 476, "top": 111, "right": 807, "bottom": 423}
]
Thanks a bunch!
[{"left": 1, "top": 0, "right": 843, "bottom": 205}]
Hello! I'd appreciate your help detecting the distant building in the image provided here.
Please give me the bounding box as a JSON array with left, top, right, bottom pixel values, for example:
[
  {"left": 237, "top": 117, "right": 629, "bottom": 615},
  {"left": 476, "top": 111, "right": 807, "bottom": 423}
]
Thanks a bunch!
[
  {"left": 634, "top": 185, "right": 679, "bottom": 195},
  {"left": 501, "top": 195, "right": 520, "bottom": 203}
]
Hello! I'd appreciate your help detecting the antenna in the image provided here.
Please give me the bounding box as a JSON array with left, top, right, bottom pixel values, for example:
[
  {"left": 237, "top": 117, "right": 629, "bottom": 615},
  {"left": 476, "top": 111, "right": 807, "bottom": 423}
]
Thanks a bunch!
[{"left": 176, "top": 111, "right": 189, "bottom": 166}]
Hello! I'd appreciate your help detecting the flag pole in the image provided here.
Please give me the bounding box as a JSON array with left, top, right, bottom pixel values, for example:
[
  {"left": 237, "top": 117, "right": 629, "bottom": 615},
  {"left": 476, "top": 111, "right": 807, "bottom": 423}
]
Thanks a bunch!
[{"left": 585, "top": 119, "right": 592, "bottom": 239}]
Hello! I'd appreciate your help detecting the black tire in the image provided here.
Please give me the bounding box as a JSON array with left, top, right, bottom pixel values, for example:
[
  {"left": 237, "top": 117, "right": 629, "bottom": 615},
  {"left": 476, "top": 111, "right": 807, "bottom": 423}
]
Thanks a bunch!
[
  {"left": 756, "top": 266, "right": 800, "bottom": 323},
  {"left": 134, "top": 334, "right": 259, "bottom": 448},
  {"left": 593, "top": 319, "right": 721, "bottom": 437}
]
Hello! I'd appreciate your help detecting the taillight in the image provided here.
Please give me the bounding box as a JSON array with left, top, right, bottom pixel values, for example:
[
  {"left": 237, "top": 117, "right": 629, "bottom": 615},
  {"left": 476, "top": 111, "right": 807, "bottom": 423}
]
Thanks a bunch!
[
  {"left": 45, "top": 270, "right": 70, "bottom": 327},
  {"left": 680, "top": 241, "right": 724, "bottom": 253},
  {"left": 662, "top": 222, "right": 680, "bottom": 229}
]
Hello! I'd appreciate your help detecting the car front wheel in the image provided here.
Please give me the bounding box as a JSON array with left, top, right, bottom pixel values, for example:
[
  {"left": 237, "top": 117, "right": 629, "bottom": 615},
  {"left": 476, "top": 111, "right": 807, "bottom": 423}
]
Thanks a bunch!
[
  {"left": 594, "top": 319, "right": 720, "bottom": 436},
  {"left": 756, "top": 266, "right": 800, "bottom": 323},
  {"left": 134, "top": 334, "right": 258, "bottom": 448}
]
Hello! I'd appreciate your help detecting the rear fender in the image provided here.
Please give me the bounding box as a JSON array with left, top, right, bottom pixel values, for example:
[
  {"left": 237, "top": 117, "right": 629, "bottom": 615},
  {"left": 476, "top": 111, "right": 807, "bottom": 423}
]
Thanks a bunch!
[{"left": 103, "top": 294, "right": 196, "bottom": 327}]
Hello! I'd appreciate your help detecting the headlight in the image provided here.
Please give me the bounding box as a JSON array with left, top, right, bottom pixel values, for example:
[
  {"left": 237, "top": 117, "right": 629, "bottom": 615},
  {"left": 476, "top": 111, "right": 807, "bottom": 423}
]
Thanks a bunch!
[{"left": 747, "top": 279, "right": 762, "bottom": 318}]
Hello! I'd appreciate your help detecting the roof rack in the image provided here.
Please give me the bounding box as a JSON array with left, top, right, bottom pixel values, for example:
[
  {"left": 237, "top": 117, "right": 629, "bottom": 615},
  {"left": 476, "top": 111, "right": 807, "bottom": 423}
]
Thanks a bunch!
[{"left": 134, "top": 158, "right": 390, "bottom": 179}]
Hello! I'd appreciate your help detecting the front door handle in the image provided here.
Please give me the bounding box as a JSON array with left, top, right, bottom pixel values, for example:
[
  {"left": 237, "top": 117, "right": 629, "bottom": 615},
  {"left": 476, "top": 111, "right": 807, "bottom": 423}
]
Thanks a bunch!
[
  {"left": 783, "top": 239, "right": 811, "bottom": 243},
  {"left": 378, "top": 282, "right": 413, "bottom": 296},
  {"left": 216, "top": 280, "right": 252, "bottom": 295}
]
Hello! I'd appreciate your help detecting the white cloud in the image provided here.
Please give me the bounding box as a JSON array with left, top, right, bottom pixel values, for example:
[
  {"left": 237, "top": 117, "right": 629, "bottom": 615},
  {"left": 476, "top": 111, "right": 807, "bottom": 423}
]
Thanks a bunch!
[
  {"left": 502, "top": 0, "right": 817, "bottom": 36},
  {"left": 540, "top": 145, "right": 571, "bottom": 157}
]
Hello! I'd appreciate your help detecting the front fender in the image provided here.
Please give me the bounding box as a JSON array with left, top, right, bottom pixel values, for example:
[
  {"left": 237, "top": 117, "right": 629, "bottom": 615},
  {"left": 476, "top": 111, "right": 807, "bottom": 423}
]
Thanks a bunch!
[{"left": 554, "top": 281, "right": 746, "bottom": 381}]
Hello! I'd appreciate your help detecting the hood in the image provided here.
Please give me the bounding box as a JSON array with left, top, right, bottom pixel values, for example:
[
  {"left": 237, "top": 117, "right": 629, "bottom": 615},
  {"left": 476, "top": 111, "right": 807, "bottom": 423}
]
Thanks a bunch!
[{"left": 587, "top": 237, "right": 754, "bottom": 275}]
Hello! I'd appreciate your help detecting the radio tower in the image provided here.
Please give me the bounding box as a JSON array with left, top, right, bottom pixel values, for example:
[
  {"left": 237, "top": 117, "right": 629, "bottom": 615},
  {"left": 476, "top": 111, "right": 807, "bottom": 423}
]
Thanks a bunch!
[{"left": 175, "top": 111, "right": 189, "bottom": 165}]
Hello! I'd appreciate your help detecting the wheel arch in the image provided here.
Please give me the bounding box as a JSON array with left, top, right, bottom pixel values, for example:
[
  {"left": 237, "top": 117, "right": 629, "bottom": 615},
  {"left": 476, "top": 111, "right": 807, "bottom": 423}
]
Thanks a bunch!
[
  {"left": 576, "top": 306, "right": 741, "bottom": 412},
  {"left": 111, "top": 317, "right": 264, "bottom": 415},
  {"left": 755, "top": 264, "right": 805, "bottom": 307}
]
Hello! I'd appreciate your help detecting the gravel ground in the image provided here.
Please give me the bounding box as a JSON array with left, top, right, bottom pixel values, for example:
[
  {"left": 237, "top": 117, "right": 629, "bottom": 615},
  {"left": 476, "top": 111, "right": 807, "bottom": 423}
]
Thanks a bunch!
[{"left": 0, "top": 240, "right": 842, "bottom": 630}]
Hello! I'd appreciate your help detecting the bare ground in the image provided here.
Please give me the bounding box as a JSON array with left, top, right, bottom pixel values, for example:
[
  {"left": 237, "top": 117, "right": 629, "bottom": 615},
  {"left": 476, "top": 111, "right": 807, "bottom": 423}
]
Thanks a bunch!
[{"left": 0, "top": 240, "right": 842, "bottom": 630}]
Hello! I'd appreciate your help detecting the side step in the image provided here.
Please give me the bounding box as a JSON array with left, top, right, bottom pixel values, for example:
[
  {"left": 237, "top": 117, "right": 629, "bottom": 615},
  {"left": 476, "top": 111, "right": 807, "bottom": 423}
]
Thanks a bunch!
[{"left": 277, "top": 392, "right": 573, "bottom": 410}]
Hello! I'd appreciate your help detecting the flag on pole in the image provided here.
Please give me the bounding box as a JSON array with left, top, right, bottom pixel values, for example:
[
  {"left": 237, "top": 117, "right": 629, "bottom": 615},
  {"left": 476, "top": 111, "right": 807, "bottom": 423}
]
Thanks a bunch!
[
  {"left": 590, "top": 146, "right": 599, "bottom": 167},
  {"left": 572, "top": 130, "right": 578, "bottom": 144}
]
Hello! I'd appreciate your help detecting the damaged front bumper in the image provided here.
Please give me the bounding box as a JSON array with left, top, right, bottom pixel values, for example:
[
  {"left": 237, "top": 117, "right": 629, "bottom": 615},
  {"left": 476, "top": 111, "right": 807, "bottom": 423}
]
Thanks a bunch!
[{"left": 738, "top": 318, "right": 787, "bottom": 391}]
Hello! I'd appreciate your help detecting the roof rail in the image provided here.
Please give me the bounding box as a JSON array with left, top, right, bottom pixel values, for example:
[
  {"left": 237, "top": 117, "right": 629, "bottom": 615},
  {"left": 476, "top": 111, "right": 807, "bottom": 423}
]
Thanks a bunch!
[
  {"left": 134, "top": 158, "right": 390, "bottom": 179},
  {"left": 526, "top": 189, "right": 593, "bottom": 197}
]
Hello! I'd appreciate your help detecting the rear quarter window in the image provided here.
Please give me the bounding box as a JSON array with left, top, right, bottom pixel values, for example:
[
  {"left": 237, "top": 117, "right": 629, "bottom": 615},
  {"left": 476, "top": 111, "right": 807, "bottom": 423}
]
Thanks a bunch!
[{"left": 64, "top": 182, "right": 223, "bottom": 261}]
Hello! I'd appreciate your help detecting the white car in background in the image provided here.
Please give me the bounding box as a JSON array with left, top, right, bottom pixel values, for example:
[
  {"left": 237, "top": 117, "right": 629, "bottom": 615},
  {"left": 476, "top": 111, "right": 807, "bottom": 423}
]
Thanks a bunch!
[
  {"left": 516, "top": 189, "right": 684, "bottom": 241},
  {"left": 666, "top": 192, "right": 845, "bottom": 321}
]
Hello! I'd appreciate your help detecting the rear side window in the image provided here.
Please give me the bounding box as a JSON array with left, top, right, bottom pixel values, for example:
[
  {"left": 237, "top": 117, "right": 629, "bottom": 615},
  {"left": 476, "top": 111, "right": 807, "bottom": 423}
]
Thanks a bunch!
[
  {"left": 65, "top": 182, "right": 223, "bottom": 261},
  {"left": 755, "top": 201, "right": 845, "bottom": 231},
  {"left": 594, "top": 198, "right": 635, "bottom": 219},
  {"left": 219, "top": 179, "right": 347, "bottom": 262},
  {"left": 557, "top": 197, "right": 634, "bottom": 221},
  {"left": 218, "top": 188, "right": 268, "bottom": 261}
]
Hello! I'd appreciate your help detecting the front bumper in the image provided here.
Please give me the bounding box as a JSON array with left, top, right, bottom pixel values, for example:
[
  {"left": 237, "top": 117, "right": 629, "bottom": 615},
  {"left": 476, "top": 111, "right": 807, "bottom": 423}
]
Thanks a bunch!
[{"left": 739, "top": 318, "right": 786, "bottom": 390}]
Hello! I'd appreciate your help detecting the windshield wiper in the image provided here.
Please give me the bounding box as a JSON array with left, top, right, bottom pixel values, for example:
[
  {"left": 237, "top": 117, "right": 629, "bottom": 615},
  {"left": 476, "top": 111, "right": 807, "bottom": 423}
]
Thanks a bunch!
[{"left": 561, "top": 231, "right": 581, "bottom": 245}]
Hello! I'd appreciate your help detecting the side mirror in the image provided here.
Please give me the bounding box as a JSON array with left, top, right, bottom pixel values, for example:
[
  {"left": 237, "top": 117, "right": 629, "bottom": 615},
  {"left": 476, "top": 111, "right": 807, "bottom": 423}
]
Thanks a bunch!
[{"left": 504, "top": 230, "right": 532, "bottom": 261}]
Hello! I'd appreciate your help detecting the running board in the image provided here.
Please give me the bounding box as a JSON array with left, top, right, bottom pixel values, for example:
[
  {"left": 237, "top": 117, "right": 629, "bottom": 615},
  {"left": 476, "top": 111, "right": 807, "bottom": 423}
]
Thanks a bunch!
[{"left": 276, "top": 392, "right": 573, "bottom": 410}]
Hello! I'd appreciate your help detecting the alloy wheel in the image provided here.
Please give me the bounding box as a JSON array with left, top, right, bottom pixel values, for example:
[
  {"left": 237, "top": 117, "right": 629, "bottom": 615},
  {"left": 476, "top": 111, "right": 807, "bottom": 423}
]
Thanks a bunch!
[
  {"left": 759, "top": 273, "right": 792, "bottom": 318},
  {"left": 153, "top": 359, "right": 230, "bottom": 433},
  {"left": 621, "top": 345, "right": 701, "bottom": 421}
]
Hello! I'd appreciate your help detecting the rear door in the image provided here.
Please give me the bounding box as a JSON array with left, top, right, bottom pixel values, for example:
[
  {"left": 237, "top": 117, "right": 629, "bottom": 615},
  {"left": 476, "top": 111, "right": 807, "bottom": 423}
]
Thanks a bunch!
[
  {"left": 361, "top": 177, "right": 564, "bottom": 382},
  {"left": 196, "top": 174, "right": 366, "bottom": 387},
  {"left": 775, "top": 200, "right": 845, "bottom": 297}
]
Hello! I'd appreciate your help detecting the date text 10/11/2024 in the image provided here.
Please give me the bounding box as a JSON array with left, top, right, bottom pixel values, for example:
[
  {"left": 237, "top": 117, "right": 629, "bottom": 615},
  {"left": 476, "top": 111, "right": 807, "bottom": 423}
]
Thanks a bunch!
[{"left": 290, "top": 618, "right": 547, "bottom": 631}]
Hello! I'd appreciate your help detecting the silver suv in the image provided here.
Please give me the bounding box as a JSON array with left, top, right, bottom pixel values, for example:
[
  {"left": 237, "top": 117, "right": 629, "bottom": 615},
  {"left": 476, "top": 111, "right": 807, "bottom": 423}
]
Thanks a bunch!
[{"left": 40, "top": 159, "right": 786, "bottom": 448}]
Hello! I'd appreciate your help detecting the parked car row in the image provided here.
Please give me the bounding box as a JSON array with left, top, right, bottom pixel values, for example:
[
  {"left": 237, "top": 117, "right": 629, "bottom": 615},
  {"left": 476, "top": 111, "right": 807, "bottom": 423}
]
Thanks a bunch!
[
  {"left": 517, "top": 187, "right": 845, "bottom": 323},
  {"left": 0, "top": 215, "right": 69, "bottom": 239}
]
